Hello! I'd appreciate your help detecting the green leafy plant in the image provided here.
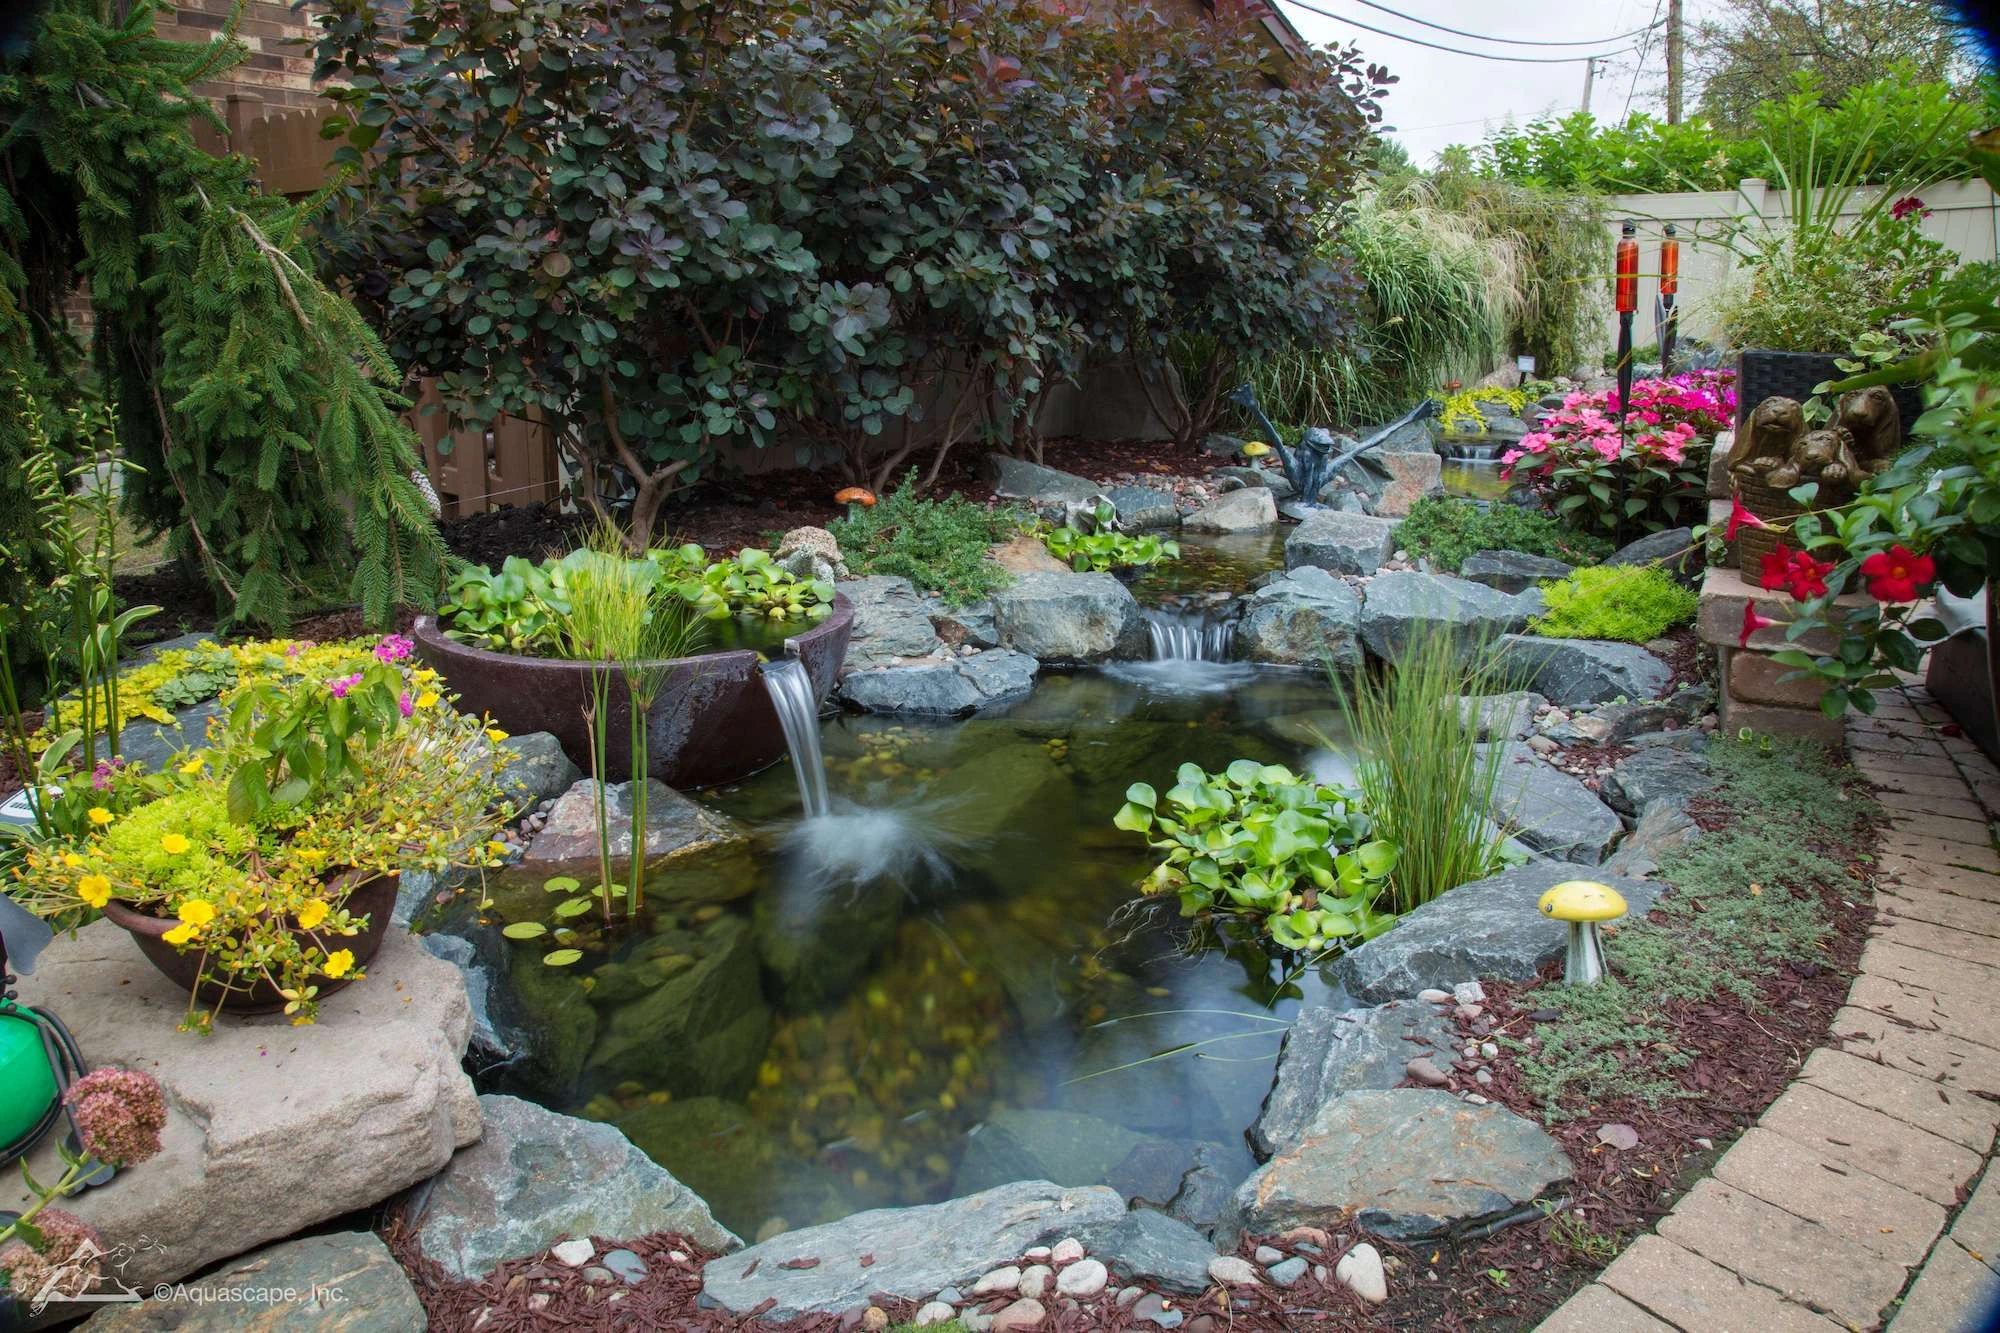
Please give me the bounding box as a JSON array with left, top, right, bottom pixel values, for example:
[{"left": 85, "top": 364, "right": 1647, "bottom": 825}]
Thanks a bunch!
[
  {"left": 829, "top": 474, "right": 1024, "bottom": 607},
  {"left": 441, "top": 557, "right": 565, "bottom": 654},
  {"left": 681, "top": 548, "right": 834, "bottom": 623},
  {"left": 1393, "top": 497, "right": 1614, "bottom": 573},
  {"left": 500, "top": 875, "right": 611, "bottom": 968},
  {"left": 1530, "top": 566, "right": 1699, "bottom": 643},
  {"left": 1043, "top": 503, "right": 1179, "bottom": 573},
  {"left": 1114, "top": 759, "right": 1399, "bottom": 955},
  {"left": 1331, "top": 625, "right": 1509, "bottom": 914}
]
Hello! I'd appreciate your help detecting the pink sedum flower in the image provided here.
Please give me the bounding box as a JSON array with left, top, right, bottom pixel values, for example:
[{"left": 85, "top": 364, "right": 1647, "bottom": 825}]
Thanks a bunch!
[{"left": 65, "top": 1067, "right": 167, "bottom": 1168}]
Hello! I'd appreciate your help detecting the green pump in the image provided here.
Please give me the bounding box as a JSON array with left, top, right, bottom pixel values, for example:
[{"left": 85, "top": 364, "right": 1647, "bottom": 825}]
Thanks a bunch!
[{"left": 0, "top": 897, "right": 107, "bottom": 1183}]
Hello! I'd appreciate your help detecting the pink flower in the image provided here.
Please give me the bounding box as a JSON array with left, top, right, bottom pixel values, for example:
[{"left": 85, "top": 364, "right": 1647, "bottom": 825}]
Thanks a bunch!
[
  {"left": 1740, "top": 602, "right": 1779, "bottom": 648},
  {"left": 1725, "top": 495, "right": 1767, "bottom": 541},
  {"left": 64, "top": 1068, "right": 167, "bottom": 1168},
  {"left": 374, "top": 633, "right": 415, "bottom": 663},
  {"left": 399, "top": 690, "right": 414, "bottom": 718},
  {"left": 326, "top": 673, "right": 364, "bottom": 699}
]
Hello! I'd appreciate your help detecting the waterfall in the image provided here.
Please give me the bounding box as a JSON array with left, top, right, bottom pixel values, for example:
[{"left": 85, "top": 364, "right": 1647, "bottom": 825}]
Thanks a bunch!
[
  {"left": 760, "top": 658, "right": 829, "bottom": 819},
  {"left": 1143, "top": 608, "right": 1233, "bottom": 662}
]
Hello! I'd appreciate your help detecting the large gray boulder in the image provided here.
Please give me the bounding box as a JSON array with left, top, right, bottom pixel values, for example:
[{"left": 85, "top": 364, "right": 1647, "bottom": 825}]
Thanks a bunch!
[
  {"left": 1604, "top": 798, "right": 1703, "bottom": 877},
  {"left": 1460, "top": 691, "right": 1546, "bottom": 742},
  {"left": 1493, "top": 634, "right": 1673, "bottom": 707},
  {"left": 840, "top": 575, "right": 948, "bottom": 669},
  {"left": 82, "top": 1233, "right": 423, "bottom": 1332},
  {"left": 524, "top": 778, "right": 744, "bottom": 867},
  {"left": 698, "top": 1181, "right": 1127, "bottom": 1320},
  {"left": 497, "top": 731, "right": 583, "bottom": 812},
  {"left": 1225, "top": 1090, "right": 1569, "bottom": 1243},
  {"left": 1251, "top": 1000, "right": 1456, "bottom": 1158},
  {"left": 838, "top": 650, "right": 1039, "bottom": 716},
  {"left": 1328, "top": 862, "right": 1659, "bottom": 1004},
  {"left": 985, "top": 454, "right": 1100, "bottom": 505},
  {"left": 1459, "top": 550, "right": 1573, "bottom": 595},
  {"left": 1605, "top": 525, "right": 1698, "bottom": 586},
  {"left": 1184, "top": 486, "right": 1279, "bottom": 534},
  {"left": 1286, "top": 509, "right": 1400, "bottom": 576},
  {"left": 1235, "top": 567, "right": 1363, "bottom": 669},
  {"left": 5, "top": 926, "right": 481, "bottom": 1289},
  {"left": 402, "top": 1094, "right": 738, "bottom": 1280},
  {"left": 1482, "top": 742, "right": 1625, "bottom": 863},
  {"left": 1358, "top": 572, "right": 1538, "bottom": 664},
  {"left": 989, "top": 571, "right": 1146, "bottom": 663},
  {"left": 1097, "top": 1209, "right": 1218, "bottom": 1293},
  {"left": 1602, "top": 746, "right": 1716, "bottom": 818},
  {"left": 1212, "top": 465, "right": 1295, "bottom": 500},
  {"left": 1106, "top": 485, "right": 1180, "bottom": 530}
]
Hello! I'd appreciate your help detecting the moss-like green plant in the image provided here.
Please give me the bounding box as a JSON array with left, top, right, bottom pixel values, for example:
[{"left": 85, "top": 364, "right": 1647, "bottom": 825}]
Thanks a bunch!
[
  {"left": 828, "top": 473, "right": 1026, "bottom": 607},
  {"left": 1394, "top": 497, "right": 1613, "bottom": 573},
  {"left": 1528, "top": 565, "right": 1698, "bottom": 643}
]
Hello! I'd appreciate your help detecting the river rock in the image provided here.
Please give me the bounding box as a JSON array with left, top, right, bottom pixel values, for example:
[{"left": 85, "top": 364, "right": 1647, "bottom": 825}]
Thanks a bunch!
[
  {"left": 1285, "top": 510, "right": 1399, "bottom": 577},
  {"left": 1493, "top": 634, "right": 1673, "bottom": 707},
  {"left": 1482, "top": 742, "right": 1624, "bottom": 863},
  {"left": 698, "top": 1181, "right": 1126, "bottom": 1320},
  {"left": 1358, "top": 572, "right": 1537, "bottom": 664},
  {"left": 524, "top": 778, "right": 744, "bottom": 866},
  {"left": 1458, "top": 550, "right": 1573, "bottom": 595},
  {"left": 1212, "top": 466, "right": 1295, "bottom": 500},
  {"left": 497, "top": 731, "right": 583, "bottom": 812},
  {"left": 1250, "top": 1000, "right": 1456, "bottom": 1158},
  {"left": 989, "top": 572, "right": 1146, "bottom": 663},
  {"left": 1234, "top": 567, "right": 1362, "bottom": 669},
  {"left": 5, "top": 926, "right": 480, "bottom": 1289},
  {"left": 1459, "top": 691, "right": 1545, "bottom": 742},
  {"left": 1224, "top": 1089, "right": 1570, "bottom": 1243},
  {"left": 584, "top": 914, "right": 769, "bottom": 1097},
  {"left": 79, "top": 1232, "right": 423, "bottom": 1331},
  {"left": 1605, "top": 526, "right": 1698, "bottom": 586},
  {"left": 838, "top": 649, "right": 1040, "bottom": 716},
  {"left": 1328, "top": 862, "right": 1659, "bottom": 1004},
  {"left": 841, "top": 575, "right": 949, "bottom": 668},
  {"left": 1106, "top": 485, "right": 1181, "bottom": 530},
  {"left": 985, "top": 455, "right": 1101, "bottom": 505},
  {"left": 1184, "top": 487, "right": 1279, "bottom": 534},
  {"left": 1096, "top": 1209, "right": 1217, "bottom": 1294},
  {"left": 401, "top": 1094, "right": 737, "bottom": 1280},
  {"left": 1601, "top": 746, "right": 1716, "bottom": 818}
]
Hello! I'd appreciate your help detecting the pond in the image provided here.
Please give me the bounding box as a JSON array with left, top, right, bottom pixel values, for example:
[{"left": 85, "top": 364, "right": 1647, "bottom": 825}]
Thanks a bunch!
[{"left": 452, "top": 663, "right": 1359, "bottom": 1241}]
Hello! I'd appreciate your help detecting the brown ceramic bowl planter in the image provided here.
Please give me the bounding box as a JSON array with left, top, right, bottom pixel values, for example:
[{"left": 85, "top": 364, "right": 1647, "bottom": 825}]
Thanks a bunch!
[
  {"left": 100, "top": 871, "right": 400, "bottom": 1015},
  {"left": 411, "top": 595, "right": 854, "bottom": 789}
]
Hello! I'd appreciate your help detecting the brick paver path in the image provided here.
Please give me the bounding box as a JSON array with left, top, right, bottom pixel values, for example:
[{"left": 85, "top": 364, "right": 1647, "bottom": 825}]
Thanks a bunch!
[{"left": 1538, "top": 684, "right": 2000, "bottom": 1333}]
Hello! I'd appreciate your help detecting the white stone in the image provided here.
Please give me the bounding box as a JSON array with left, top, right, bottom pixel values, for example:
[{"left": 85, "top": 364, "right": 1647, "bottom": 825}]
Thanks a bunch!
[
  {"left": 6, "top": 924, "right": 481, "bottom": 1289},
  {"left": 1055, "top": 1257, "right": 1108, "bottom": 1297},
  {"left": 551, "top": 1238, "right": 595, "bottom": 1267},
  {"left": 1254, "top": 1245, "right": 1284, "bottom": 1267},
  {"left": 1209, "top": 1256, "right": 1261, "bottom": 1286},
  {"left": 1052, "top": 1236, "right": 1086, "bottom": 1265},
  {"left": 1453, "top": 981, "right": 1486, "bottom": 1005},
  {"left": 975, "top": 1265, "right": 1023, "bottom": 1295},
  {"left": 1336, "top": 1242, "right": 1388, "bottom": 1303},
  {"left": 1416, "top": 988, "right": 1452, "bottom": 1004},
  {"left": 1017, "top": 1263, "right": 1053, "bottom": 1298},
  {"left": 915, "top": 1303, "right": 959, "bottom": 1328},
  {"left": 1481, "top": 1042, "right": 1499, "bottom": 1059},
  {"left": 1023, "top": 1246, "right": 1052, "bottom": 1262}
]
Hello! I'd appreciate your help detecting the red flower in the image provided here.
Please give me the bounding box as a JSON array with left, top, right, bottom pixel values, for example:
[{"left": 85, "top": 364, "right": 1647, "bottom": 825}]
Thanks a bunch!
[
  {"left": 1739, "top": 601, "right": 1779, "bottom": 648},
  {"left": 1757, "top": 543, "right": 1793, "bottom": 592},
  {"left": 1786, "top": 551, "right": 1834, "bottom": 601},
  {"left": 1859, "top": 545, "right": 1936, "bottom": 603},
  {"left": 1725, "top": 494, "right": 1767, "bottom": 541},
  {"left": 1890, "top": 195, "right": 1930, "bottom": 221}
]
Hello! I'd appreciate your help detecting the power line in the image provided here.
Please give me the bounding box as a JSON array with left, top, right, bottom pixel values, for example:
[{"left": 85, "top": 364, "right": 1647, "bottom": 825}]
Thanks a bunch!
[
  {"left": 1276, "top": 0, "right": 1642, "bottom": 64},
  {"left": 1334, "top": 0, "right": 1665, "bottom": 48}
]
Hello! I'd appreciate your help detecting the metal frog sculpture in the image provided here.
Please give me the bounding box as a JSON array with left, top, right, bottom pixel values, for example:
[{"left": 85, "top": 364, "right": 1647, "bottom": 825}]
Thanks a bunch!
[
  {"left": 1227, "top": 383, "right": 1434, "bottom": 506},
  {"left": 1725, "top": 385, "right": 1902, "bottom": 497}
]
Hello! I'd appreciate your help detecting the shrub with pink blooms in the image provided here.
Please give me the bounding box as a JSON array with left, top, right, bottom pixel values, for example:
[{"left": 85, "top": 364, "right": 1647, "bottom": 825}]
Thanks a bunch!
[{"left": 1503, "top": 368, "right": 1737, "bottom": 543}]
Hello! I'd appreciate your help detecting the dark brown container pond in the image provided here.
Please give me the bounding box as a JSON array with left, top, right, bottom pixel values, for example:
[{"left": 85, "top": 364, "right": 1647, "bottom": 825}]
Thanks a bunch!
[{"left": 412, "top": 596, "right": 853, "bottom": 789}]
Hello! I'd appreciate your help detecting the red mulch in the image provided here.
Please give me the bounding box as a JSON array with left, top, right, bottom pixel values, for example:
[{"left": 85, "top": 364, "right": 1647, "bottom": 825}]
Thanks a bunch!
[{"left": 1653, "top": 624, "right": 1710, "bottom": 694}]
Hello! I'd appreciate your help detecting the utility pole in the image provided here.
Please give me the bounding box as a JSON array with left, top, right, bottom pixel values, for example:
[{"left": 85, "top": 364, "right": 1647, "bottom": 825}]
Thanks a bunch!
[
  {"left": 1581, "top": 56, "right": 1598, "bottom": 115},
  {"left": 1665, "top": 0, "right": 1684, "bottom": 123}
]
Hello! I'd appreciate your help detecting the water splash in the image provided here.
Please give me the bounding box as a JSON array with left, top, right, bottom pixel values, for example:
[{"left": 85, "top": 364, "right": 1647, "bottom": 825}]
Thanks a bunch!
[
  {"left": 761, "top": 658, "right": 830, "bottom": 819},
  {"left": 1141, "top": 607, "right": 1233, "bottom": 662}
]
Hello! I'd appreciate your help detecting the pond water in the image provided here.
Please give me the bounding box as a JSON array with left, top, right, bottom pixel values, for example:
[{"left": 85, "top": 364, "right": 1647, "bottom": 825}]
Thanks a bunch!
[
  {"left": 1127, "top": 530, "right": 1287, "bottom": 604},
  {"left": 458, "top": 664, "right": 1359, "bottom": 1240},
  {"left": 1440, "top": 458, "right": 1514, "bottom": 503}
]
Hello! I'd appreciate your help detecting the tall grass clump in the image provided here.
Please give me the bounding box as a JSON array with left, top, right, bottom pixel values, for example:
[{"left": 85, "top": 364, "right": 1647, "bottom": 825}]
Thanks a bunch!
[{"left": 1331, "top": 625, "right": 1507, "bottom": 913}]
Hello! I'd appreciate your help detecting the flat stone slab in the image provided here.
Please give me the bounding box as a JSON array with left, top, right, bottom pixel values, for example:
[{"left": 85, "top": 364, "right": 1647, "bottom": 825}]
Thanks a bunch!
[
  {"left": 1328, "top": 862, "right": 1660, "bottom": 1004},
  {"left": 7, "top": 924, "right": 481, "bottom": 1288},
  {"left": 1358, "top": 572, "right": 1537, "bottom": 665},
  {"left": 1251, "top": 1000, "right": 1456, "bottom": 1157},
  {"left": 1602, "top": 747, "right": 1715, "bottom": 818},
  {"left": 1483, "top": 741, "right": 1625, "bottom": 863},
  {"left": 1226, "top": 1089, "right": 1570, "bottom": 1242},
  {"left": 985, "top": 454, "right": 1100, "bottom": 505},
  {"left": 1285, "top": 510, "right": 1399, "bottom": 577},
  {"left": 524, "top": 778, "right": 745, "bottom": 866},
  {"left": 79, "top": 1232, "right": 424, "bottom": 1331},
  {"left": 402, "top": 1094, "right": 738, "bottom": 1280},
  {"left": 698, "top": 1180, "right": 1126, "bottom": 1320},
  {"left": 1494, "top": 635, "right": 1673, "bottom": 707},
  {"left": 837, "top": 650, "right": 1039, "bottom": 715}
]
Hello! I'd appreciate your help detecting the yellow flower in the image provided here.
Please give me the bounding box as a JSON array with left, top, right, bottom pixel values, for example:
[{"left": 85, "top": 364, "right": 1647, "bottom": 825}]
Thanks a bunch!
[
  {"left": 176, "top": 899, "right": 216, "bottom": 929},
  {"left": 178, "top": 756, "right": 206, "bottom": 775},
  {"left": 87, "top": 807, "right": 114, "bottom": 826},
  {"left": 414, "top": 667, "right": 439, "bottom": 683},
  {"left": 61, "top": 852, "right": 83, "bottom": 868},
  {"left": 296, "top": 899, "right": 330, "bottom": 930},
  {"left": 322, "top": 949, "right": 355, "bottom": 979},
  {"left": 77, "top": 875, "right": 112, "bottom": 909},
  {"left": 160, "top": 833, "right": 191, "bottom": 855},
  {"left": 416, "top": 691, "right": 439, "bottom": 709},
  {"left": 161, "top": 922, "right": 198, "bottom": 946},
  {"left": 485, "top": 727, "right": 508, "bottom": 743}
]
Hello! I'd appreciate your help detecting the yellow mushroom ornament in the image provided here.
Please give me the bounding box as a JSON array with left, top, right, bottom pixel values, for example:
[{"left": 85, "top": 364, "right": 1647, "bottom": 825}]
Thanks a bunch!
[{"left": 1537, "top": 880, "right": 1627, "bottom": 986}]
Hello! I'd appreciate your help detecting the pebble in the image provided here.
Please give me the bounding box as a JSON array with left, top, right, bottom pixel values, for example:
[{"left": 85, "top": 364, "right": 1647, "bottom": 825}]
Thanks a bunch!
[
  {"left": 600, "top": 1249, "right": 646, "bottom": 1284},
  {"left": 1268, "top": 1257, "right": 1309, "bottom": 1287},
  {"left": 1405, "top": 1056, "right": 1449, "bottom": 1086},
  {"left": 668, "top": 1250, "right": 689, "bottom": 1264},
  {"left": 581, "top": 1266, "right": 614, "bottom": 1284},
  {"left": 960, "top": 1313, "right": 995, "bottom": 1333},
  {"left": 1055, "top": 1258, "right": 1108, "bottom": 1298},
  {"left": 1465, "top": 1093, "right": 1489, "bottom": 1105},
  {"left": 1052, "top": 1237, "right": 1086, "bottom": 1265},
  {"left": 1116, "top": 1287, "right": 1144, "bottom": 1307},
  {"left": 1456, "top": 1003, "right": 1482, "bottom": 1021},
  {"left": 1481, "top": 1041, "right": 1499, "bottom": 1059},
  {"left": 1527, "top": 735, "right": 1559, "bottom": 754},
  {"left": 974, "top": 1265, "right": 1022, "bottom": 1296},
  {"left": 1017, "top": 1263, "right": 1052, "bottom": 1299},
  {"left": 1279, "top": 1227, "right": 1330, "bottom": 1249},
  {"left": 861, "top": 1308, "right": 890, "bottom": 1332},
  {"left": 1314, "top": 1265, "right": 1329, "bottom": 1284},
  {"left": 990, "top": 1297, "right": 1046, "bottom": 1331},
  {"left": 1475, "top": 1068, "right": 1493, "bottom": 1086},
  {"left": 913, "top": 1303, "right": 958, "bottom": 1328},
  {"left": 1336, "top": 1242, "right": 1389, "bottom": 1304},
  {"left": 550, "top": 1239, "right": 595, "bottom": 1267},
  {"left": 1416, "top": 987, "right": 1452, "bottom": 1004},
  {"left": 1208, "top": 1256, "right": 1260, "bottom": 1286},
  {"left": 1133, "top": 1292, "right": 1185, "bottom": 1328},
  {"left": 1023, "top": 1247, "right": 1052, "bottom": 1262},
  {"left": 1253, "top": 1245, "right": 1284, "bottom": 1267},
  {"left": 936, "top": 1287, "right": 964, "bottom": 1305}
]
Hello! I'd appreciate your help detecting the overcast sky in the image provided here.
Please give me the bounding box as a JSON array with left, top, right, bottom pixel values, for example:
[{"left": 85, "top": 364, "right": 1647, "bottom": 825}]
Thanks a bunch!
[{"left": 1272, "top": 0, "right": 1733, "bottom": 166}]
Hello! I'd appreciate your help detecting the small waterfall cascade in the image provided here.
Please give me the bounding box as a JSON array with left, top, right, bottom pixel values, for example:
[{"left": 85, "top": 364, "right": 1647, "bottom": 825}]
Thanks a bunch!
[
  {"left": 1142, "top": 607, "right": 1233, "bottom": 662},
  {"left": 760, "top": 658, "right": 830, "bottom": 819}
]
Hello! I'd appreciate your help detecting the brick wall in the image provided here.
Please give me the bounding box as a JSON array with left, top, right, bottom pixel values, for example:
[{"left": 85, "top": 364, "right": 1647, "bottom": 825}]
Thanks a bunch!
[{"left": 158, "top": 1, "right": 324, "bottom": 113}]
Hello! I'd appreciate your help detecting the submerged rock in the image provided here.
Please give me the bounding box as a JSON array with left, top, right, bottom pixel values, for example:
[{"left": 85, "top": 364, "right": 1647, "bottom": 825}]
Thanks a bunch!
[
  {"left": 754, "top": 866, "right": 907, "bottom": 1010},
  {"left": 989, "top": 571, "right": 1146, "bottom": 664},
  {"left": 1234, "top": 567, "right": 1362, "bottom": 669},
  {"left": 1224, "top": 1089, "right": 1570, "bottom": 1243},
  {"left": 584, "top": 914, "right": 770, "bottom": 1097},
  {"left": 953, "top": 1109, "right": 1149, "bottom": 1197},
  {"left": 1250, "top": 1000, "right": 1457, "bottom": 1158},
  {"left": 615, "top": 1096, "right": 848, "bottom": 1238},
  {"left": 403, "top": 1094, "right": 738, "bottom": 1280},
  {"left": 698, "top": 1180, "right": 1126, "bottom": 1320}
]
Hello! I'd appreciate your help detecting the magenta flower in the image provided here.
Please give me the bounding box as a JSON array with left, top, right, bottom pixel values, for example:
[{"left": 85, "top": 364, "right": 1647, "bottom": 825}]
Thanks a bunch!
[
  {"left": 1890, "top": 195, "right": 1929, "bottom": 222},
  {"left": 64, "top": 1068, "right": 166, "bottom": 1168},
  {"left": 399, "top": 690, "right": 414, "bottom": 718},
  {"left": 375, "top": 633, "right": 415, "bottom": 663},
  {"left": 326, "top": 673, "right": 364, "bottom": 699}
]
